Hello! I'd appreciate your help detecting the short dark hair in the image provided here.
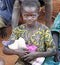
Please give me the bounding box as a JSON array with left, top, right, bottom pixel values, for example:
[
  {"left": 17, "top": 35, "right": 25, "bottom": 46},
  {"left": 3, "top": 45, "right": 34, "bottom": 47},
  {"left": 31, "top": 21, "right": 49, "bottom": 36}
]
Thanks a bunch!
[{"left": 21, "top": 0, "right": 40, "bottom": 11}]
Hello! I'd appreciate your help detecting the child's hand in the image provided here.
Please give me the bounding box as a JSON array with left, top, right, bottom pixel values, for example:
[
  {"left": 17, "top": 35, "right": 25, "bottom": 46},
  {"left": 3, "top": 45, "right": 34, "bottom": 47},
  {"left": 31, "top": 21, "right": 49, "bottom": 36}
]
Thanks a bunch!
[
  {"left": 21, "top": 52, "right": 37, "bottom": 62},
  {"left": 14, "top": 48, "right": 29, "bottom": 57}
]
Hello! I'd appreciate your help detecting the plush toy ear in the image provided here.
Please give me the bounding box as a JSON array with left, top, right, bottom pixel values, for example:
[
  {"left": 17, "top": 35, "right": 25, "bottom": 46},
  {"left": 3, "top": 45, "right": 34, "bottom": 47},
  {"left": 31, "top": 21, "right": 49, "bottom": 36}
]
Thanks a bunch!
[
  {"left": 8, "top": 40, "right": 18, "bottom": 50},
  {"left": 2, "top": 40, "right": 15, "bottom": 47},
  {"left": 18, "top": 37, "right": 26, "bottom": 49}
]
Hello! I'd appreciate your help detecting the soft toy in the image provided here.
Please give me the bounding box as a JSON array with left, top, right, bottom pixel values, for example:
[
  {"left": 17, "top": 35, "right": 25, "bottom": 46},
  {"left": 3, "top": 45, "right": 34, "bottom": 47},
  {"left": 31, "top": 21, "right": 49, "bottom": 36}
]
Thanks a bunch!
[{"left": 8, "top": 37, "right": 26, "bottom": 49}]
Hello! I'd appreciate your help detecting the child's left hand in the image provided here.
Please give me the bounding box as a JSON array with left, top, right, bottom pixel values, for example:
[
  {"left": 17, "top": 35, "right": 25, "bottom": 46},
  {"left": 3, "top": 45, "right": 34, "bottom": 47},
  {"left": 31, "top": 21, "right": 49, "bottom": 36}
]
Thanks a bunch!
[{"left": 21, "top": 52, "right": 37, "bottom": 62}]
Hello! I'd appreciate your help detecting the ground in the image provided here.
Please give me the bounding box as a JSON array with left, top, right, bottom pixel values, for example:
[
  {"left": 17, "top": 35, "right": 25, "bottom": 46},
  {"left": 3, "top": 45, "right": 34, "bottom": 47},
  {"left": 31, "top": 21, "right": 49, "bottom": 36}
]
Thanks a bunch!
[
  {"left": 0, "top": 27, "right": 18, "bottom": 65},
  {"left": 0, "top": 0, "right": 60, "bottom": 65}
]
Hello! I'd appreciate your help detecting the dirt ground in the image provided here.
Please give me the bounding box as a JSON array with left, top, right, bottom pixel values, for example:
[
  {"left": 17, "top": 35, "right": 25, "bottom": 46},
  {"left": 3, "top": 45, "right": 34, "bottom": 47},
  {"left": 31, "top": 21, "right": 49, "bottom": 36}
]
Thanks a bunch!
[
  {"left": 0, "top": 0, "right": 60, "bottom": 65},
  {"left": 0, "top": 27, "right": 18, "bottom": 65}
]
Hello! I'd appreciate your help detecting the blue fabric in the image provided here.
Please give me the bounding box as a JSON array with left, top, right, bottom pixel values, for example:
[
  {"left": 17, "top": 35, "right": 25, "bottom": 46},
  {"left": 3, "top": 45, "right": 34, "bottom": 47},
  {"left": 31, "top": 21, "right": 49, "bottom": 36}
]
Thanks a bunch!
[
  {"left": 49, "top": 13, "right": 60, "bottom": 65},
  {"left": 51, "top": 12, "right": 60, "bottom": 33},
  {"left": 43, "top": 57, "right": 55, "bottom": 65},
  {"left": 0, "top": 0, "right": 15, "bottom": 25},
  {"left": 2, "top": 40, "right": 15, "bottom": 46},
  {"left": 43, "top": 57, "right": 60, "bottom": 65},
  {"left": 0, "top": 0, "right": 7, "bottom": 10},
  {"left": 55, "top": 62, "right": 60, "bottom": 65}
]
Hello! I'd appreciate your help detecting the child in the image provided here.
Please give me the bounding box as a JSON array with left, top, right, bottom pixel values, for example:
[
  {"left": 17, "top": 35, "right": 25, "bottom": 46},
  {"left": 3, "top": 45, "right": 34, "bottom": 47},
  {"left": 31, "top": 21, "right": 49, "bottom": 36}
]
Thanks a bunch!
[{"left": 3, "top": 0, "right": 56, "bottom": 65}]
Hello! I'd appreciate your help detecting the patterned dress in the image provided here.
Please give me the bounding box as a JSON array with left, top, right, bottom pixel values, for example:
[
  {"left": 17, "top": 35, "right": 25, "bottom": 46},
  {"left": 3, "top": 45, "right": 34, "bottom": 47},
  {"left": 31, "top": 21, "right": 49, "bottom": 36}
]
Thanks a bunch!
[{"left": 10, "top": 22, "right": 56, "bottom": 65}]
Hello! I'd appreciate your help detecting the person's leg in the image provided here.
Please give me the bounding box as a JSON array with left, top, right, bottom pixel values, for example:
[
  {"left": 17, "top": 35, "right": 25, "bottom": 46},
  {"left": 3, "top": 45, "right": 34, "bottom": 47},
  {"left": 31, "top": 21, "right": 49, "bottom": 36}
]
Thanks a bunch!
[
  {"left": 52, "top": 31, "right": 60, "bottom": 62},
  {"left": 11, "top": 0, "right": 20, "bottom": 30},
  {"left": 52, "top": 32, "right": 60, "bottom": 64},
  {"left": 44, "top": 0, "right": 53, "bottom": 28},
  {"left": 52, "top": 32, "right": 59, "bottom": 50}
]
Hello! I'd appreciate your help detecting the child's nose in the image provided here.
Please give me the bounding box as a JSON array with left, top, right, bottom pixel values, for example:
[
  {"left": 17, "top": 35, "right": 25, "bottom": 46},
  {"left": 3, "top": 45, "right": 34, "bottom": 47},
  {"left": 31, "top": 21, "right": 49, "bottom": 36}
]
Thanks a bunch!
[{"left": 28, "top": 16, "right": 32, "bottom": 20}]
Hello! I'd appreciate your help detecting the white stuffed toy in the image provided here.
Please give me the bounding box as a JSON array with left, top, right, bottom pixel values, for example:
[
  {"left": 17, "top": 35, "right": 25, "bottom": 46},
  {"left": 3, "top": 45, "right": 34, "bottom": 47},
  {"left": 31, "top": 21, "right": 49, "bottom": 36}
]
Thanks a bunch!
[
  {"left": 8, "top": 40, "right": 18, "bottom": 49},
  {"left": 18, "top": 37, "right": 26, "bottom": 49},
  {"left": 8, "top": 37, "right": 26, "bottom": 50}
]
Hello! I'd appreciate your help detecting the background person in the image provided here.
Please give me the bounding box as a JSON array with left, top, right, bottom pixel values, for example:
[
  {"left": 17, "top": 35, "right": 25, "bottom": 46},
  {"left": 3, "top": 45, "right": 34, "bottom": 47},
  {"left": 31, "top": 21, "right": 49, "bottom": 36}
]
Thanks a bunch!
[{"left": 0, "top": 0, "right": 15, "bottom": 38}]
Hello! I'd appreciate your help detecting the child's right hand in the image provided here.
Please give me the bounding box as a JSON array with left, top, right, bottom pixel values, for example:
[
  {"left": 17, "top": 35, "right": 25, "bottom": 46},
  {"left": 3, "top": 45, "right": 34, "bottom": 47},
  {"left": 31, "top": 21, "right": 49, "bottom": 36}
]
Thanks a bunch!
[
  {"left": 3, "top": 45, "right": 29, "bottom": 56},
  {"left": 14, "top": 48, "right": 29, "bottom": 57}
]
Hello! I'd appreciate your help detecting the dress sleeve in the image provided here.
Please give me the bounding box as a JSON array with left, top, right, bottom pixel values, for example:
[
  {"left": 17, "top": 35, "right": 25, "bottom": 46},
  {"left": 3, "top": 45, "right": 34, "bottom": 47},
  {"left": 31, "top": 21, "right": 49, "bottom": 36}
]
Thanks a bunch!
[
  {"left": 44, "top": 28, "right": 56, "bottom": 52},
  {"left": 9, "top": 25, "right": 25, "bottom": 40}
]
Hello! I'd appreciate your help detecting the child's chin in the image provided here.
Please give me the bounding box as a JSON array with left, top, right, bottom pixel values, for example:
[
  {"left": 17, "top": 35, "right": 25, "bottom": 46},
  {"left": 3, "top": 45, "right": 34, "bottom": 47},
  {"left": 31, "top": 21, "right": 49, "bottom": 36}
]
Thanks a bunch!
[{"left": 27, "top": 23, "right": 34, "bottom": 27}]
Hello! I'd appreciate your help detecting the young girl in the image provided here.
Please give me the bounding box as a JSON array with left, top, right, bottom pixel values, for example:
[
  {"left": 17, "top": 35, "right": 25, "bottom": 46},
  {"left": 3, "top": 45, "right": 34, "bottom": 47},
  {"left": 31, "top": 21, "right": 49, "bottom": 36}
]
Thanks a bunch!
[{"left": 3, "top": 0, "right": 56, "bottom": 65}]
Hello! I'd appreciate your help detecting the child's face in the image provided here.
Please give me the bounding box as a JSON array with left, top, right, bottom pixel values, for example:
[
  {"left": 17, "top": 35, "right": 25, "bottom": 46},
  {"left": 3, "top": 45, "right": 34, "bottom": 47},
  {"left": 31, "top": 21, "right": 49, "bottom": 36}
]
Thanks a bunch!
[{"left": 22, "top": 6, "right": 39, "bottom": 26}]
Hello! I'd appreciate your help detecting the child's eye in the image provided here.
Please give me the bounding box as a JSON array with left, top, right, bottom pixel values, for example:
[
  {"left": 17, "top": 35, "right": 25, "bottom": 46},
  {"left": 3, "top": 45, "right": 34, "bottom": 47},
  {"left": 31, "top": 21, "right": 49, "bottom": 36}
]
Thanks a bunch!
[
  {"left": 31, "top": 15, "right": 36, "bottom": 18},
  {"left": 23, "top": 14, "right": 29, "bottom": 16},
  {"left": 32, "top": 14, "right": 36, "bottom": 16},
  {"left": 32, "top": 16, "right": 35, "bottom": 18},
  {"left": 23, "top": 15, "right": 27, "bottom": 17}
]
